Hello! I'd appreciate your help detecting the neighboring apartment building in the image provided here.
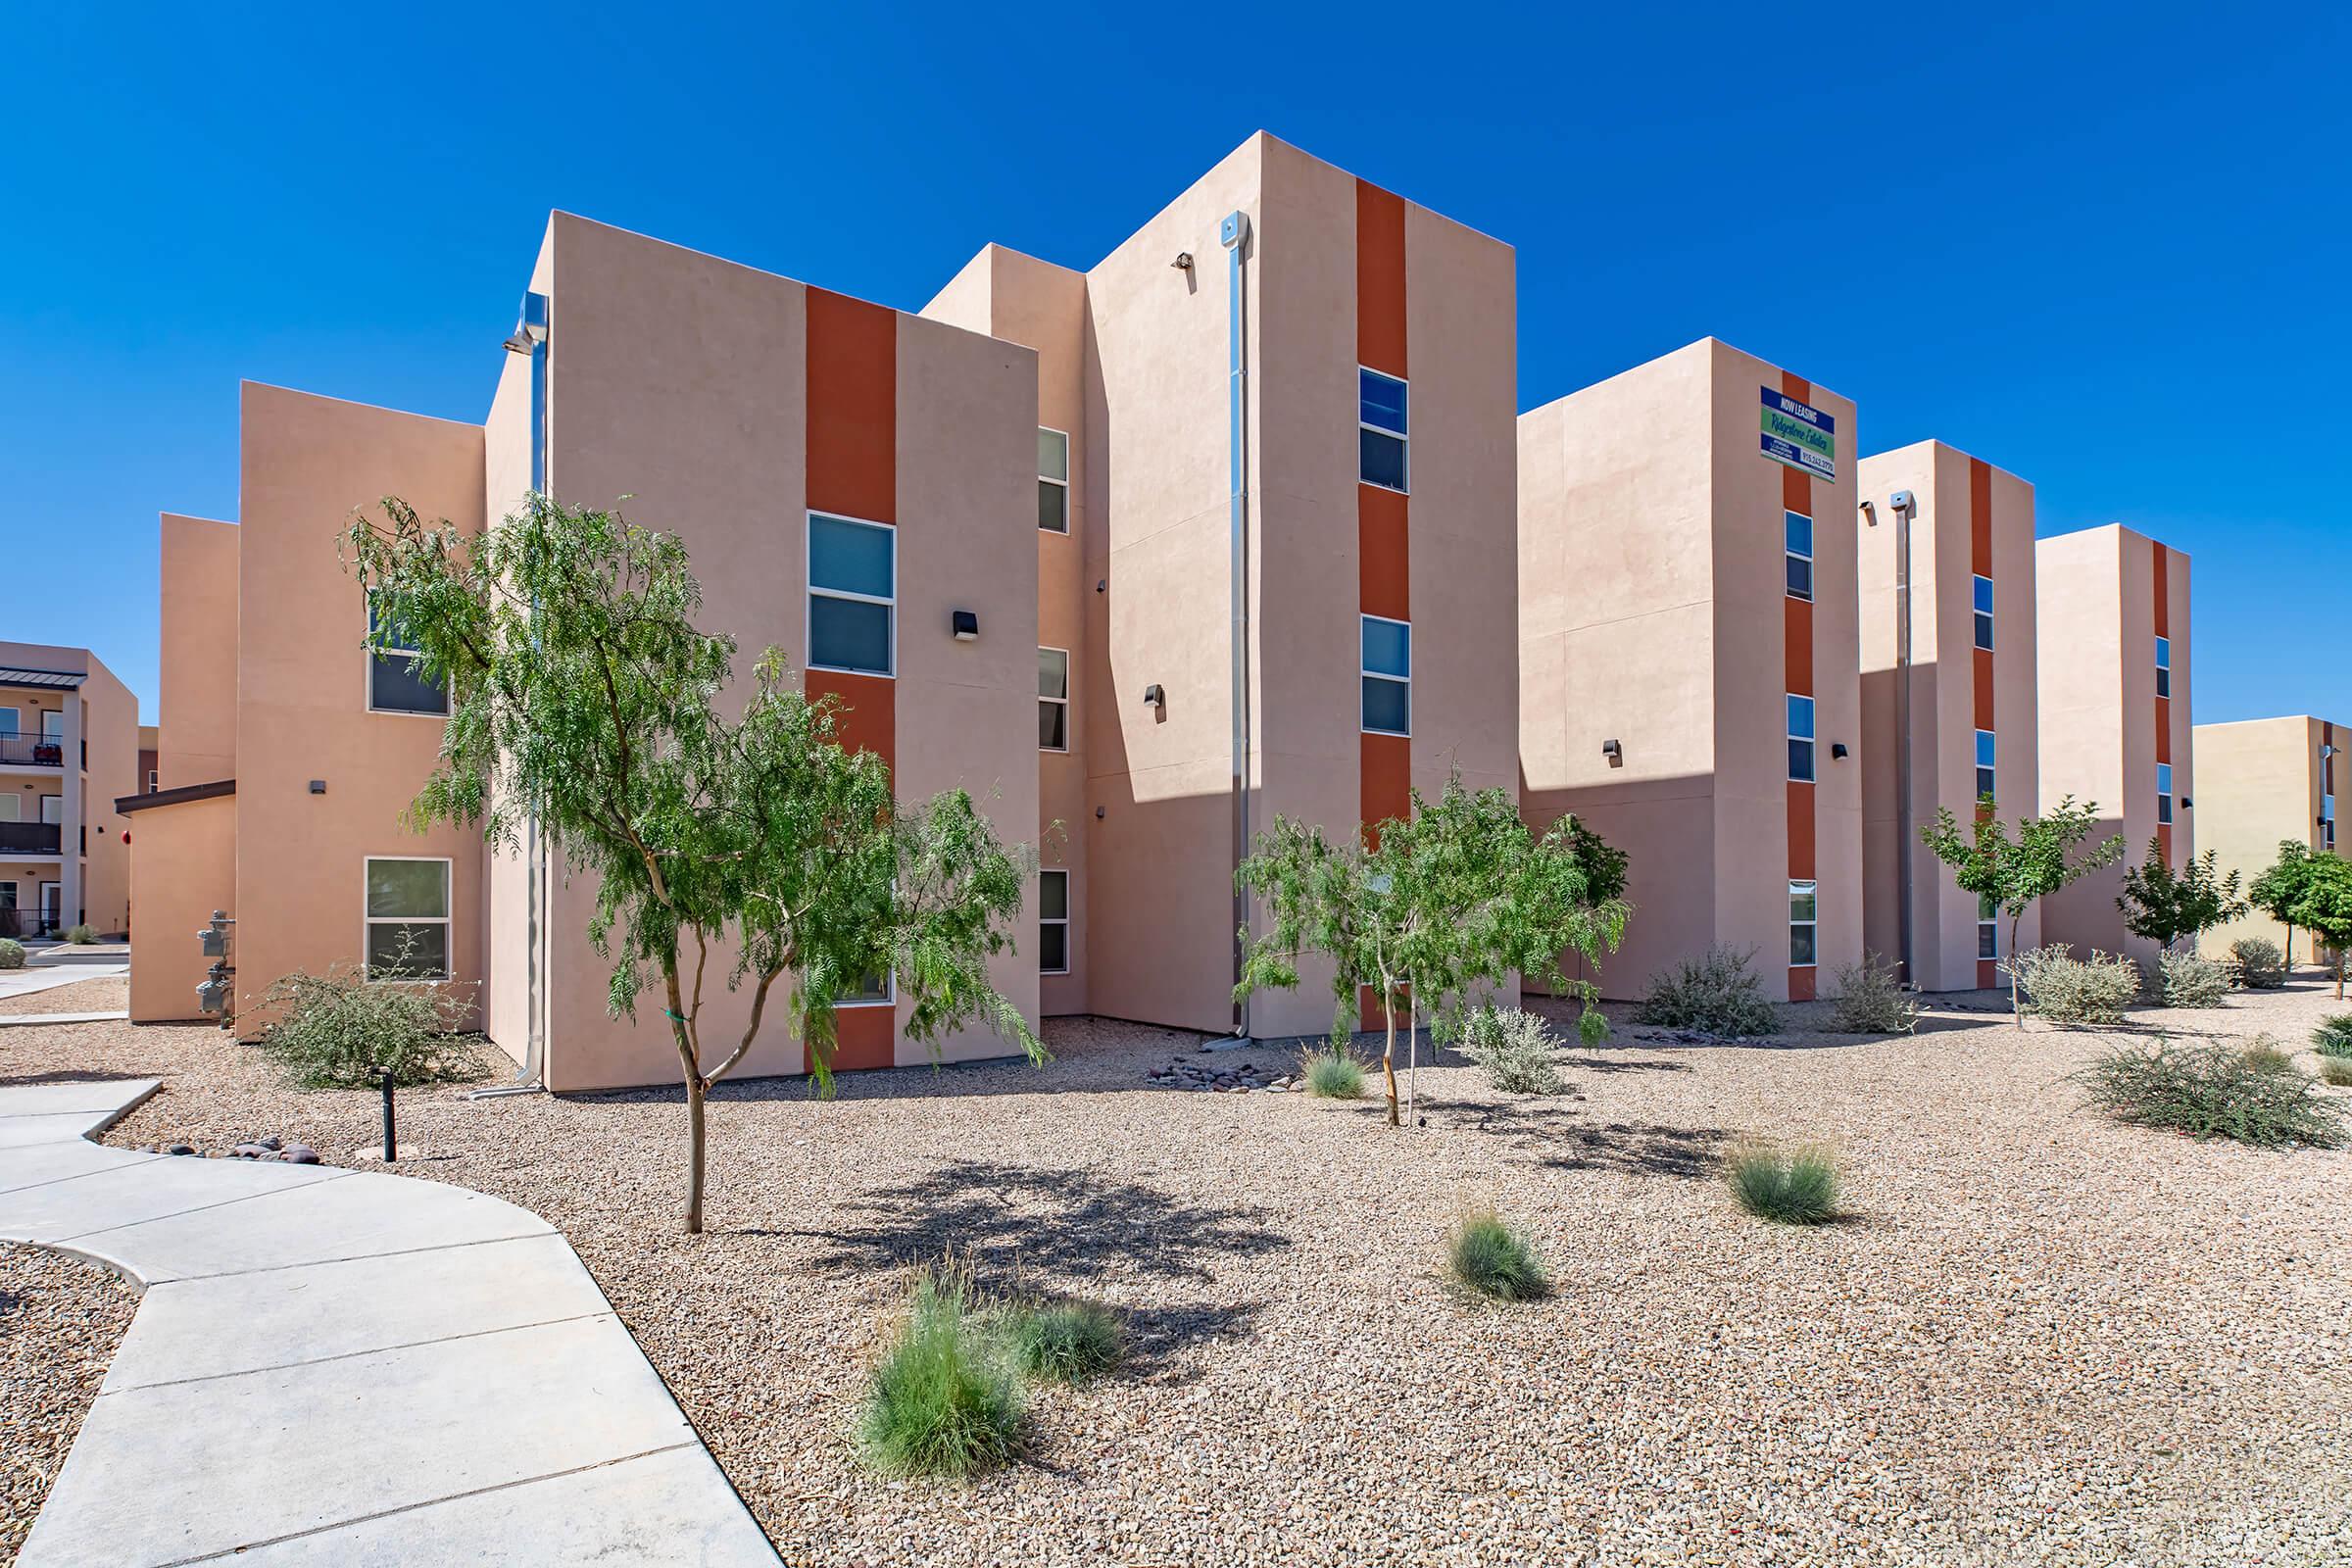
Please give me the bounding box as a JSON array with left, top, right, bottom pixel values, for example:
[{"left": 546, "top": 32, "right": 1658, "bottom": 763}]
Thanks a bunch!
[
  {"left": 1519, "top": 339, "right": 1863, "bottom": 1003},
  {"left": 1855, "top": 442, "right": 2040, "bottom": 991},
  {"left": 2191, "top": 714, "right": 2347, "bottom": 962},
  {"left": 2035, "top": 523, "right": 2193, "bottom": 964},
  {"left": 921, "top": 132, "right": 1519, "bottom": 1039},
  {"left": 137, "top": 724, "right": 158, "bottom": 796},
  {"left": 0, "top": 642, "right": 138, "bottom": 939}
]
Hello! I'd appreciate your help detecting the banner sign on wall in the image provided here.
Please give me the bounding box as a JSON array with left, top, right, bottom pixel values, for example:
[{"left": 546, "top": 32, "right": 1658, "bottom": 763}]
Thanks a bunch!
[{"left": 1760, "top": 387, "right": 1836, "bottom": 482}]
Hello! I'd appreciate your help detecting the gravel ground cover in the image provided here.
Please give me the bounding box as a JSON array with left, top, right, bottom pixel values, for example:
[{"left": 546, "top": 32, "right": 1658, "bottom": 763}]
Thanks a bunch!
[
  {"left": 0, "top": 976, "right": 128, "bottom": 1016},
  {"left": 1, "top": 1245, "right": 139, "bottom": 1558},
  {"left": 5, "top": 985, "right": 2349, "bottom": 1565}
]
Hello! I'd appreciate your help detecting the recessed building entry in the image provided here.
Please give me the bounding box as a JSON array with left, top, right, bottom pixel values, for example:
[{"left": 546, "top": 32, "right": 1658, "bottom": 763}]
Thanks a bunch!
[{"left": 40, "top": 881, "right": 62, "bottom": 933}]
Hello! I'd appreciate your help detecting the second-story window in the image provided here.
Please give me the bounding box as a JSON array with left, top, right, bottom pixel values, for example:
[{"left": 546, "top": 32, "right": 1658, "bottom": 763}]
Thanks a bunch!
[
  {"left": 1979, "top": 893, "right": 1998, "bottom": 959},
  {"left": 367, "top": 592, "right": 449, "bottom": 715},
  {"left": 1785, "top": 512, "right": 1813, "bottom": 602},
  {"left": 1973, "top": 574, "right": 1994, "bottom": 651},
  {"left": 2158, "top": 761, "right": 2174, "bottom": 825},
  {"left": 1038, "top": 427, "right": 1069, "bottom": 534},
  {"left": 2156, "top": 635, "right": 2172, "bottom": 699},
  {"left": 1038, "top": 647, "right": 1069, "bottom": 752},
  {"left": 1788, "top": 694, "right": 1816, "bottom": 782},
  {"left": 1975, "top": 729, "right": 1996, "bottom": 803},
  {"left": 1359, "top": 368, "right": 1408, "bottom": 492},
  {"left": 2326, "top": 793, "right": 2337, "bottom": 852},
  {"left": 1361, "top": 615, "right": 1410, "bottom": 736},
  {"left": 808, "top": 514, "right": 895, "bottom": 677}
]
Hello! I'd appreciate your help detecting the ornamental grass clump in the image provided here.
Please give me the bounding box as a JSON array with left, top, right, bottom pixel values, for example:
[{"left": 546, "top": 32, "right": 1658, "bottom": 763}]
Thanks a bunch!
[
  {"left": 1002, "top": 1299, "right": 1122, "bottom": 1385},
  {"left": 1446, "top": 1208, "right": 1549, "bottom": 1301},
  {"left": 1725, "top": 1143, "right": 1840, "bottom": 1225},
  {"left": 2009, "top": 945, "right": 2140, "bottom": 1026},
  {"left": 2321, "top": 1058, "right": 2352, "bottom": 1088},
  {"left": 254, "top": 960, "right": 488, "bottom": 1090},
  {"left": 63, "top": 923, "right": 96, "bottom": 945},
  {"left": 1829, "top": 953, "right": 1917, "bottom": 1035},
  {"left": 1637, "top": 946, "right": 1778, "bottom": 1037},
  {"left": 2230, "top": 937, "right": 2286, "bottom": 989},
  {"left": 858, "top": 1263, "right": 1022, "bottom": 1479},
  {"left": 2312, "top": 1014, "right": 2352, "bottom": 1059},
  {"left": 1459, "top": 1005, "right": 1566, "bottom": 1095},
  {"left": 2074, "top": 1039, "right": 2345, "bottom": 1150},
  {"left": 1301, "top": 1048, "right": 1365, "bottom": 1100}
]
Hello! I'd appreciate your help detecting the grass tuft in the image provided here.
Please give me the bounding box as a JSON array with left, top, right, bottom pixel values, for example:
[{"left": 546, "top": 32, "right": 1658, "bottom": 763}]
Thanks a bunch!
[
  {"left": 2075, "top": 1039, "right": 2345, "bottom": 1150},
  {"left": 1301, "top": 1048, "right": 1366, "bottom": 1099},
  {"left": 1446, "top": 1208, "right": 1549, "bottom": 1301},
  {"left": 858, "top": 1262, "right": 1022, "bottom": 1479},
  {"left": 1725, "top": 1143, "right": 1839, "bottom": 1225},
  {"left": 1003, "top": 1299, "right": 1122, "bottom": 1384},
  {"left": 2321, "top": 1057, "right": 2352, "bottom": 1088},
  {"left": 2313, "top": 1014, "right": 2352, "bottom": 1059}
]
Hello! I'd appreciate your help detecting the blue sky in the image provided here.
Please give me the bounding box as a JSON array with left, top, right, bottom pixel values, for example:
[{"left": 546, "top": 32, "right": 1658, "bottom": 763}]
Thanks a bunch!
[{"left": 4, "top": 3, "right": 2345, "bottom": 724}]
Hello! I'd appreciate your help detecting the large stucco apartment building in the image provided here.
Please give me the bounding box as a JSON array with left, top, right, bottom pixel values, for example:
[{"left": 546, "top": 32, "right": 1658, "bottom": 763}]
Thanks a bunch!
[
  {"left": 0, "top": 643, "right": 140, "bottom": 940},
  {"left": 122, "top": 131, "right": 2216, "bottom": 1087},
  {"left": 2191, "top": 714, "right": 2346, "bottom": 962}
]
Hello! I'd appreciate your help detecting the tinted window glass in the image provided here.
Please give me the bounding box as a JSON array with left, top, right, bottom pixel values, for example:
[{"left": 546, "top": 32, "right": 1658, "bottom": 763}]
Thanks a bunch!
[
  {"left": 809, "top": 514, "right": 894, "bottom": 599},
  {"left": 810, "top": 596, "right": 891, "bottom": 674},
  {"left": 1362, "top": 677, "right": 1410, "bottom": 736}
]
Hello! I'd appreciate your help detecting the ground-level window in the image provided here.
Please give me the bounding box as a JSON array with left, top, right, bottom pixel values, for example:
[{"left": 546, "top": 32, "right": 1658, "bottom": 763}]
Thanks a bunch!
[
  {"left": 1361, "top": 615, "right": 1410, "bottom": 736},
  {"left": 1788, "top": 880, "right": 1818, "bottom": 967},
  {"left": 1979, "top": 893, "right": 1998, "bottom": 959},
  {"left": 1038, "top": 427, "right": 1069, "bottom": 534},
  {"left": 1358, "top": 368, "right": 1408, "bottom": 492},
  {"left": 808, "top": 513, "right": 896, "bottom": 677},
  {"left": 2157, "top": 762, "right": 2174, "bottom": 825},
  {"left": 367, "top": 592, "right": 449, "bottom": 715},
  {"left": 840, "top": 970, "right": 894, "bottom": 1006},
  {"left": 1785, "top": 512, "right": 1813, "bottom": 602},
  {"left": 365, "top": 858, "right": 450, "bottom": 980},
  {"left": 1040, "top": 869, "right": 1069, "bottom": 974},
  {"left": 1788, "top": 694, "right": 1816, "bottom": 782},
  {"left": 1038, "top": 647, "right": 1069, "bottom": 752},
  {"left": 1973, "top": 574, "right": 1995, "bottom": 652},
  {"left": 2155, "top": 635, "right": 2172, "bottom": 699},
  {"left": 1975, "top": 729, "right": 1996, "bottom": 804}
]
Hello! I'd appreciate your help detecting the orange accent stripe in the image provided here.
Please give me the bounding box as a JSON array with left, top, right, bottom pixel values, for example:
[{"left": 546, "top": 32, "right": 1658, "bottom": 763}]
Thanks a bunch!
[
  {"left": 1358, "top": 982, "right": 1411, "bottom": 1035},
  {"left": 1360, "top": 731, "right": 1410, "bottom": 849},
  {"left": 806, "top": 288, "right": 897, "bottom": 525},
  {"left": 2151, "top": 541, "right": 2170, "bottom": 637},
  {"left": 1784, "top": 596, "right": 1814, "bottom": 697},
  {"left": 1969, "top": 458, "right": 1993, "bottom": 577},
  {"left": 1787, "top": 782, "right": 1817, "bottom": 880},
  {"left": 807, "top": 668, "right": 896, "bottom": 761},
  {"left": 1780, "top": 391, "right": 1815, "bottom": 964},
  {"left": 1977, "top": 957, "right": 1999, "bottom": 989},
  {"left": 1355, "top": 180, "right": 1407, "bottom": 378},
  {"left": 1787, "top": 967, "right": 1817, "bottom": 1003},
  {"left": 1782, "top": 464, "right": 1811, "bottom": 516},
  {"left": 1358, "top": 484, "right": 1409, "bottom": 621},
  {"left": 829, "top": 1006, "right": 896, "bottom": 1072},
  {"left": 2155, "top": 698, "right": 2171, "bottom": 764},
  {"left": 2156, "top": 823, "right": 2174, "bottom": 866},
  {"left": 1973, "top": 649, "right": 1996, "bottom": 732},
  {"left": 1781, "top": 371, "right": 1812, "bottom": 403}
]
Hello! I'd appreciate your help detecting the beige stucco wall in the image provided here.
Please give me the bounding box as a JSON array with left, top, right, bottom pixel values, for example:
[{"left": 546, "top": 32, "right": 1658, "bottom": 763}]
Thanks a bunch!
[
  {"left": 125, "top": 792, "right": 235, "bottom": 1021},
  {"left": 479, "top": 289, "right": 538, "bottom": 1066},
  {"left": 75, "top": 654, "right": 140, "bottom": 936},
  {"left": 158, "top": 514, "right": 240, "bottom": 788},
  {"left": 0, "top": 643, "right": 137, "bottom": 937},
  {"left": 232, "top": 382, "right": 488, "bottom": 1027},
  {"left": 2194, "top": 715, "right": 2342, "bottom": 959}
]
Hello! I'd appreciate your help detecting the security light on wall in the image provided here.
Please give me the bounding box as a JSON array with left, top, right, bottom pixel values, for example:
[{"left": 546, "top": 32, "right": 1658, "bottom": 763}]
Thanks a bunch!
[
  {"left": 1601, "top": 738, "right": 1622, "bottom": 765},
  {"left": 1143, "top": 684, "right": 1164, "bottom": 710},
  {"left": 1832, "top": 743, "right": 1849, "bottom": 760},
  {"left": 1172, "top": 251, "right": 1193, "bottom": 270},
  {"left": 951, "top": 610, "right": 978, "bottom": 641},
  {"left": 1858, "top": 499, "right": 1876, "bottom": 525},
  {"left": 2180, "top": 798, "right": 2191, "bottom": 809}
]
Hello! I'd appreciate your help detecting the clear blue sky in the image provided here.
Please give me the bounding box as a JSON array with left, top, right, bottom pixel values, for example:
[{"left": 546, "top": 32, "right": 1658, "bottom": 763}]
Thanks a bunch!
[{"left": 5, "top": 3, "right": 2344, "bottom": 725}]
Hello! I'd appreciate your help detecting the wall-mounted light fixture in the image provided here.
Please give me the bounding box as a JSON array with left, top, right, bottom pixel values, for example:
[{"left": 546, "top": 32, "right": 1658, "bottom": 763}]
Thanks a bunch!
[
  {"left": 308, "top": 780, "right": 327, "bottom": 795},
  {"left": 951, "top": 610, "right": 979, "bottom": 641},
  {"left": 1143, "top": 684, "right": 1164, "bottom": 710},
  {"left": 2180, "top": 797, "right": 2192, "bottom": 809},
  {"left": 1095, "top": 807, "right": 1105, "bottom": 819},
  {"left": 1600, "top": 738, "right": 1623, "bottom": 766},
  {"left": 1832, "top": 743, "right": 1849, "bottom": 760},
  {"left": 1096, "top": 579, "right": 1106, "bottom": 594},
  {"left": 1172, "top": 251, "right": 1193, "bottom": 270},
  {"left": 1859, "top": 499, "right": 1877, "bottom": 526}
]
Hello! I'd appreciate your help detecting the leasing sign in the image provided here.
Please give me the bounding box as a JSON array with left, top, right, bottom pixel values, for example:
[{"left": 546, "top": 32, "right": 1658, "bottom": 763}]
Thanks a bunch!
[{"left": 1760, "top": 387, "right": 1836, "bottom": 482}]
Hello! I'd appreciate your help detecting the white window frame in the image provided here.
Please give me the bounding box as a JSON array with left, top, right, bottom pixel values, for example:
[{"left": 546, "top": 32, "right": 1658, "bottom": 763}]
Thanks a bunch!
[
  {"left": 2155, "top": 635, "right": 2172, "bottom": 699},
  {"left": 1039, "top": 868, "right": 1070, "bottom": 975},
  {"left": 2324, "top": 794, "right": 2336, "bottom": 851},
  {"left": 363, "top": 855, "right": 452, "bottom": 983},
  {"left": 364, "top": 590, "right": 451, "bottom": 718},
  {"left": 1788, "top": 879, "right": 1818, "bottom": 969},
  {"left": 147, "top": 769, "right": 159, "bottom": 793},
  {"left": 38, "top": 794, "right": 62, "bottom": 825},
  {"left": 1038, "top": 646, "right": 1070, "bottom": 754},
  {"left": 1785, "top": 511, "right": 1813, "bottom": 603},
  {"left": 806, "top": 512, "right": 898, "bottom": 679},
  {"left": 1978, "top": 892, "right": 1998, "bottom": 960},
  {"left": 1360, "top": 613, "right": 1411, "bottom": 737},
  {"left": 1975, "top": 728, "right": 1996, "bottom": 803},
  {"left": 1973, "top": 574, "right": 1995, "bottom": 652},
  {"left": 38, "top": 708, "right": 63, "bottom": 740},
  {"left": 1787, "top": 694, "right": 1816, "bottom": 783},
  {"left": 1038, "top": 426, "right": 1070, "bottom": 535},
  {"left": 2157, "top": 761, "right": 2174, "bottom": 825},
  {"left": 0, "top": 708, "right": 17, "bottom": 736},
  {"left": 838, "top": 968, "right": 896, "bottom": 1009},
  {"left": 1358, "top": 367, "right": 1409, "bottom": 494}
]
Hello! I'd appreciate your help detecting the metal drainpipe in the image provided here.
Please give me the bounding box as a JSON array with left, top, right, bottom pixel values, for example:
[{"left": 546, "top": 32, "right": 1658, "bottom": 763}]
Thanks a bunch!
[
  {"left": 477, "top": 290, "right": 551, "bottom": 1098},
  {"left": 1892, "top": 489, "right": 1917, "bottom": 988},
  {"left": 1222, "top": 211, "right": 1252, "bottom": 1040}
]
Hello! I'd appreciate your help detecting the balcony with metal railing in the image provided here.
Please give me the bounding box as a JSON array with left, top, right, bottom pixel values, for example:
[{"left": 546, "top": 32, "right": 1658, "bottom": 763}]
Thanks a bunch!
[
  {"left": 0, "top": 822, "right": 65, "bottom": 856},
  {"left": 0, "top": 733, "right": 68, "bottom": 768}
]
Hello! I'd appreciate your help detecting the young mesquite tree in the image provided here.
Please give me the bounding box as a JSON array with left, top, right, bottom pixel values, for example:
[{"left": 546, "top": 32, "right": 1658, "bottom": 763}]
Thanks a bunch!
[
  {"left": 2291, "top": 855, "right": 2352, "bottom": 1001},
  {"left": 1920, "top": 795, "right": 2126, "bottom": 1023},
  {"left": 2117, "top": 842, "right": 2247, "bottom": 954},
  {"left": 2248, "top": 841, "right": 2321, "bottom": 970},
  {"left": 346, "top": 495, "right": 1042, "bottom": 1233},
  {"left": 1236, "top": 775, "right": 1628, "bottom": 1127}
]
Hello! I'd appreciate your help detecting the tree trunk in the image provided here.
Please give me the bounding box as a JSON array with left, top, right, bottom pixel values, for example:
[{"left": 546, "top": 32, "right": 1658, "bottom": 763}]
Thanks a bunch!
[
  {"left": 2284, "top": 924, "right": 2295, "bottom": 971},
  {"left": 2009, "top": 912, "right": 2026, "bottom": 1026},
  {"left": 2337, "top": 954, "right": 2345, "bottom": 1002},
  {"left": 684, "top": 1077, "right": 707, "bottom": 1235},
  {"left": 1404, "top": 998, "right": 1418, "bottom": 1128},
  {"left": 1381, "top": 990, "right": 1400, "bottom": 1128}
]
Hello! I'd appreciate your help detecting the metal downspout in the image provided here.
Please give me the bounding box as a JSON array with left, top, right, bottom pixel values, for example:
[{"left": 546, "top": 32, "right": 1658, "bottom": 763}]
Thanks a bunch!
[
  {"left": 1222, "top": 211, "right": 1252, "bottom": 1039},
  {"left": 1893, "top": 490, "right": 1916, "bottom": 987}
]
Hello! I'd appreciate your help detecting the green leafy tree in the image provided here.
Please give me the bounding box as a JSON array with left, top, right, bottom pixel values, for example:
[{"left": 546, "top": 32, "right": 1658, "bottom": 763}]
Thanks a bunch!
[
  {"left": 2117, "top": 842, "right": 2248, "bottom": 954},
  {"left": 1920, "top": 795, "right": 2127, "bottom": 1023},
  {"left": 2248, "top": 841, "right": 2321, "bottom": 969},
  {"left": 1235, "top": 775, "right": 1629, "bottom": 1127},
  {"left": 346, "top": 495, "right": 1041, "bottom": 1233},
  {"left": 2291, "top": 855, "right": 2352, "bottom": 1001}
]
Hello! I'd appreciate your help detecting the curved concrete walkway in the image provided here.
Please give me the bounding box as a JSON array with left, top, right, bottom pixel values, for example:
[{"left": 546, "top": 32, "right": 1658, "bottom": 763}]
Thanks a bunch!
[{"left": 0, "top": 1078, "right": 779, "bottom": 1567}]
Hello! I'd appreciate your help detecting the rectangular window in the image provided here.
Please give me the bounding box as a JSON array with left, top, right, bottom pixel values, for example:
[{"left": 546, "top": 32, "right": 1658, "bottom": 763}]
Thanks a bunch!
[
  {"left": 1973, "top": 574, "right": 1995, "bottom": 652},
  {"left": 2325, "top": 794, "right": 2337, "bottom": 851},
  {"left": 1787, "top": 694, "right": 1816, "bottom": 782},
  {"left": 365, "top": 857, "right": 451, "bottom": 980},
  {"left": 1785, "top": 511, "right": 1813, "bottom": 602},
  {"left": 1038, "top": 647, "right": 1069, "bottom": 752},
  {"left": 1788, "top": 880, "right": 1818, "bottom": 967},
  {"left": 1039, "top": 868, "right": 1069, "bottom": 975},
  {"left": 1975, "top": 729, "right": 1997, "bottom": 804},
  {"left": 1358, "top": 368, "right": 1408, "bottom": 492},
  {"left": 839, "top": 970, "right": 894, "bottom": 1007},
  {"left": 2157, "top": 761, "right": 2174, "bottom": 825},
  {"left": 39, "top": 709, "right": 63, "bottom": 740},
  {"left": 39, "top": 795, "right": 61, "bottom": 825},
  {"left": 0, "top": 709, "right": 16, "bottom": 735},
  {"left": 1979, "top": 893, "right": 1998, "bottom": 959},
  {"left": 366, "top": 594, "right": 449, "bottom": 715},
  {"left": 2155, "top": 635, "right": 2171, "bottom": 699},
  {"left": 808, "top": 513, "right": 895, "bottom": 677},
  {"left": 1360, "top": 615, "right": 1411, "bottom": 736},
  {"left": 1038, "top": 427, "right": 1069, "bottom": 535}
]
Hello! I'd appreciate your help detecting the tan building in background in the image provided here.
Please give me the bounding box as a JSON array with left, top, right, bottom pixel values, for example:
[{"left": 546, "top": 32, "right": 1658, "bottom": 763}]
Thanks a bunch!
[
  {"left": 1520, "top": 339, "right": 1863, "bottom": 1003},
  {"left": 2191, "top": 714, "right": 2345, "bottom": 963},
  {"left": 1856, "top": 442, "right": 2040, "bottom": 991},
  {"left": 0, "top": 642, "right": 138, "bottom": 940},
  {"left": 2035, "top": 523, "right": 2192, "bottom": 964}
]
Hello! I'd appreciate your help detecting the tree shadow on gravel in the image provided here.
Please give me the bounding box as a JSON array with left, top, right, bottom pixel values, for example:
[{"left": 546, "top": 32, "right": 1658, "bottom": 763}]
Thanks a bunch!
[{"left": 1442, "top": 1098, "right": 1729, "bottom": 1179}]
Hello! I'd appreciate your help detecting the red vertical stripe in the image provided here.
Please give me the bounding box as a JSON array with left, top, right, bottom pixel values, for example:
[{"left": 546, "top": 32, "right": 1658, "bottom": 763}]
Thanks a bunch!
[
  {"left": 1355, "top": 182, "right": 1408, "bottom": 378},
  {"left": 1356, "top": 180, "right": 1409, "bottom": 1028},
  {"left": 1974, "top": 459, "right": 1998, "bottom": 986},
  {"left": 1781, "top": 378, "right": 1815, "bottom": 1001}
]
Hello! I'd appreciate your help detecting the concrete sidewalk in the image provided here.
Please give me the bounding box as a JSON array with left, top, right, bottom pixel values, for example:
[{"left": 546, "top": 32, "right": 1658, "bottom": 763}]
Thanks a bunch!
[
  {"left": 0, "top": 1077, "right": 780, "bottom": 1567},
  {"left": 0, "top": 962, "right": 127, "bottom": 1004}
]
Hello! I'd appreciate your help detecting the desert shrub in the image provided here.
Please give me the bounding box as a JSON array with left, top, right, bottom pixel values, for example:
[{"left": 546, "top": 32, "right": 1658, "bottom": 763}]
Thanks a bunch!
[
  {"left": 1638, "top": 946, "right": 1778, "bottom": 1037},
  {"left": 2312, "top": 1015, "right": 2352, "bottom": 1059},
  {"left": 2009, "top": 945, "right": 2139, "bottom": 1026},
  {"left": 1458, "top": 1005, "right": 1566, "bottom": 1094},
  {"left": 1003, "top": 1299, "right": 1121, "bottom": 1385},
  {"left": 0, "top": 939, "right": 23, "bottom": 970},
  {"left": 63, "top": 923, "right": 96, "bottom": 945},
  {"left": 2230, "top": 937, "right": 2286, "bottom": 989},
  {"left": 1301, "top": 1048, "right": 1365, "bottom": 1099},
  {"left": 255, "top": 962, "right": 488, "bottom": 1089},
  {"left": 2075, "top": 1040, "right": 2345, "bottom": 1150},
  {"left": 2155, "top": 952, "right": 2231, "bottom": 1008},
  {"left": 1725, "top": 1144, "right": 1839, "bottom": 1225},
  {"left": 1829, "top": 952, "right": 1917, "bottom": 1035},
  {"left": 2240, "top": 1035, "right": 2292, "bottom": 1071},
  {"left": 1446, "top": 1208, "right": 1548, "bottom": 1301},
  {"left": 858, "top": 1263, "right": 1022, "bottom": 1478},
  {"left": 2321, "top": 1058, "right": 2352, "bottom": 1088}
]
